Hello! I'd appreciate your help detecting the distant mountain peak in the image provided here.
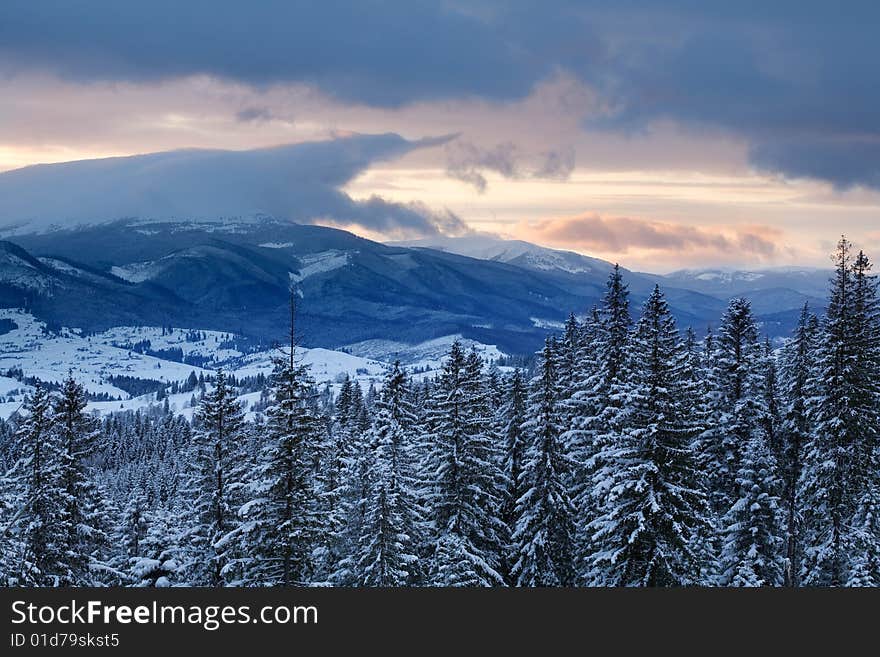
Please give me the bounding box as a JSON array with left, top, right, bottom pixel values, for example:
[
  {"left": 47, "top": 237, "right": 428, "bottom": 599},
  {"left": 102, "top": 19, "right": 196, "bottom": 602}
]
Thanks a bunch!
[{"left": 389, "top": 234, "right": 615, "bottom": 276}]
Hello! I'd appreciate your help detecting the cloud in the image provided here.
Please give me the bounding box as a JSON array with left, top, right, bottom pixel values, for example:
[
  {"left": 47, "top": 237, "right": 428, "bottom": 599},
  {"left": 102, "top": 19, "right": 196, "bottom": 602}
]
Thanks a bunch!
[
  {"left": 235, "top": 106, "right": 275, "bottom": 123},
  {"left": 749, "top": 138, "right": 880, "bottom": 190},
  {"left": 2, "top": 2, "right": 880, "bottom": 190},
  {"left": 445, "top": 140, "right": 576, "bottom": 191},
  {"left": 445, "top": 141, "right": 520, "bottom": 192},
  {"left": 535, "top": 147, "right": 576, "bottom": 181},
  {"left": 0, "top": 1, "right": 542, "bottom": 107},
  {"left": 520, "top": 213, "right": 779, "bottom": 257},
  {"left": 0, "top": 132, "right": 464, "bottom": 237}
]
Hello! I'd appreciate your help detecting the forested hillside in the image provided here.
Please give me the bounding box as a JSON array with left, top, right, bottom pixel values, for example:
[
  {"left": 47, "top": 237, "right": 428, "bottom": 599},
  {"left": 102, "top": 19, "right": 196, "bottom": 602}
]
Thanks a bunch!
[{"left": 1, "top": 237, "right": 877, "bottom": 587}]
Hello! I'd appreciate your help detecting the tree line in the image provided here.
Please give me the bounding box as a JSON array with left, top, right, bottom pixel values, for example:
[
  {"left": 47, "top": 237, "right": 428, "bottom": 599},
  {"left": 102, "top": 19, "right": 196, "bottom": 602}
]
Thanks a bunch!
[{"left": 0, "top": 236, "right": 878, "bottom": 587}]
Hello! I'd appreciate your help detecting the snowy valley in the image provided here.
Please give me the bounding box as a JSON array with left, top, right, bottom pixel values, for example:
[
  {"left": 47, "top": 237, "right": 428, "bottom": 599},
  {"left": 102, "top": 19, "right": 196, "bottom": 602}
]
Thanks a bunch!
[{"left": 0, "top": 308, "right": 504, "bottom": 421}]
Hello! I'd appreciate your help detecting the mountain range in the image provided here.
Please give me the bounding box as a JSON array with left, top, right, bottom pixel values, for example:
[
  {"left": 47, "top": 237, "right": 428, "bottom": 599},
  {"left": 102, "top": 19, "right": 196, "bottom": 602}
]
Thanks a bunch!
[
  {"left": 0, "top": 219, "right": 830, "bottom": 355},
  {"left": 0, "top": 142, "right": 832, "bottom": 355}
]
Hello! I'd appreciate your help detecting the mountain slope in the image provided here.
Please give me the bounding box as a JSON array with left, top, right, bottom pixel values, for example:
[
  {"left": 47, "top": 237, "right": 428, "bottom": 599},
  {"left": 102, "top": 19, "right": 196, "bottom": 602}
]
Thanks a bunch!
[
  {"left": 2, "top": 220, "right": 827, "bottom": 352},
  {"left": 661, "top": 267, "right": 832, "bottom": 300},
  {"left": 1, "top": 219, "right": 732, "bottom": 353},
  {"left": 392, "top": 234, "right": 613, "bottom": 275}
]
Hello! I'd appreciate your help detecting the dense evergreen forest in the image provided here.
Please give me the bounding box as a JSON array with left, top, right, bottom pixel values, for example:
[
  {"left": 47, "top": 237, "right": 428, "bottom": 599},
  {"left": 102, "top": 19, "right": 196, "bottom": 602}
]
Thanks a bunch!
[{"left": 1, "top": 236, "right": 878, "bottom": 587}]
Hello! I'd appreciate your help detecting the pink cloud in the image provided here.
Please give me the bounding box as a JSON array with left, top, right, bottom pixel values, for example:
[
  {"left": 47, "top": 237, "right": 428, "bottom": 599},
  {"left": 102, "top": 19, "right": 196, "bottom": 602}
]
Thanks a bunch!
[{"left": 519, "top": 213, "right": 781, "bottom": 257}]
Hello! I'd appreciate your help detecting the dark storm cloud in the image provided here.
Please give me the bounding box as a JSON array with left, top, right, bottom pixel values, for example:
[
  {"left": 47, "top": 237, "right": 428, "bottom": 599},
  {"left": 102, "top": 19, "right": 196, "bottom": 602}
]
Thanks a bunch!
[
  {"left": 0, "top": 132, "right": 464, "bottom": 236},
  {"left": 2, "top": 1, "right": 880, "bottom": 188},
  {"left": 750, "top": 139, "right": 880, "bottom": 191},
  {"left": 0, "top": 1, "right": 542, "bottom": 106}
]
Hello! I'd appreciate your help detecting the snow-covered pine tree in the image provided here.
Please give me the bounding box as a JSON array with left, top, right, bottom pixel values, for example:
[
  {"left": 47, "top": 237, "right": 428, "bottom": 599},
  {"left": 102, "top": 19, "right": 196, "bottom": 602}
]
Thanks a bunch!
[
  {"left": 587, "top": 285, "right": 711, "bottom": 586},
  {"left": 9, "top": 385, "right": 66, "bottom": 585},
  {"left": 564, "top": 273, "right": 633, "bottom": 583},
  {"left": 426, "top": 341, "right": 505, "bottom": 586},
  {"left": 844, "top": 249, "right": 880, "bottom": 585},
  {"left": 184, "top": 369, "right": 245, "bottom": 585},
  {"left": 353, "top": 362, "right": 425, "bottom": 586},
  {"left": 719, "top": 431, "right": 786, "bottom": 586},
  {"left": 601, "top": 264, "right": 633, "bottom": 390},
  {"left": 761, "top": 338, "right": 782, "bottom": 456},
  {"left": 702, "top": 298, "right": 767, "bottom": 519},
  {"left": 333, "top": 380, "right": 376, "bottom": 585},
  {"left": 800, "top": 238, "right": 880, "bottom": 586},
  {"left": 849, "top": 249, "right": 880, "bottom": 507},
  {"left": 0, "top": 462, "right": 18, "bottom": 585},
  {"left": 499, "top": 368, "right": 527, "bottom": 583},
  {"left": 53, "top": 374, "right": 112, "bottom": 585},
  {"left": 318, "top": 377, "right": 353, "bottom": 583},
  {"left": 511, "top": 339, "right": 576, "bottom": 586},
  {"left": 560, "top": 306, "right": 603, "bottom": 492},
  {"left": 119, "top": 493, "right": 149, "bottom": 580},
  {"left": 848, "top": 454, "right": 880, "bottom": 586},
  {"left": 778, "top": 303, "right": 818, "bottom": 586},
  {"left": 129, "top": 503, "right": 183, "bottom": 587},
  {"left": 239, "top": 291, "right": 323, "bottom": 586},
  {"left": 556, "top": 313, "right": 582, "bottom": 421}
]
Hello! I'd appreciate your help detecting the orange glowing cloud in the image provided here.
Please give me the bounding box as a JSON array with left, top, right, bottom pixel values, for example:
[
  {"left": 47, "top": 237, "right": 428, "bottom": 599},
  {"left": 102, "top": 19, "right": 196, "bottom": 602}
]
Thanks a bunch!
[{"left": 517, "top": 213, "right": 783, "bottom": 260}]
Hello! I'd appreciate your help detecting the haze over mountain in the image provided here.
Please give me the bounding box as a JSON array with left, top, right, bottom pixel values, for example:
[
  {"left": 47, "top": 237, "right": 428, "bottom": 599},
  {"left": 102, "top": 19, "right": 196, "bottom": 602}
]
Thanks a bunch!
[{"left": 0, "top": 133, "right": 459, "bottom": 238}]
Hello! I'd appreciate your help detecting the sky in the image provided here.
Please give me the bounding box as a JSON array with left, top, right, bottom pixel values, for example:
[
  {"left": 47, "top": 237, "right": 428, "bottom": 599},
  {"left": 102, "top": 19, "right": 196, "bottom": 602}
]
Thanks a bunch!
[{"left": 1, "top": 1, "right": 879, "bottom": 271}]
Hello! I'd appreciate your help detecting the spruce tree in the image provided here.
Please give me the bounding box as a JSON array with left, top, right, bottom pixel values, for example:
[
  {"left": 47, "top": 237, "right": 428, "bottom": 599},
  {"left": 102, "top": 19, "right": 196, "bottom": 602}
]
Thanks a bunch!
[
  {"left": 702, "top": 298, "right": 767, "bottom": 519},
  {"left": 588, "top": 286, "right": 711, "bottom": 586},
  {"left": 185, "top": 369, "right": 245, "bottom": 585},
  {"left": 334, "top": 381, "right": 374, "bottom": 585},
  {"left": 11, "top": 385, "right": 66, "bottom": 585},
  {"left": 719, "top": 432, "right": 786, "bottom": 586},
  {"left": 511, "top": 339, "right": 576, "bottom": 586},
  {"left": 54, "top": 374, "right": 111, "bottom": 585},
  {"left": 499, "top": 368, "right": 527, "bottom": 582},
  {"left": 565, "top": 270, "right": 632, "bottom": 583},
  {"left": 354, "top": 362, "right": 424, "bottom": 585},
  {"left": 602, "top": 264, "right": 632, "bottom": 390},
  {"left": 239, "top": 292, "right": 323, "bottom": 585},
  {"left": 427, "top": 342, "right": 505, "bottom": 586},
  {"left": 801, "top": 238, "right": 880, "bottom": 585},
  {"left": 778, "top": 303, "right": 818, "bottom": 586}
]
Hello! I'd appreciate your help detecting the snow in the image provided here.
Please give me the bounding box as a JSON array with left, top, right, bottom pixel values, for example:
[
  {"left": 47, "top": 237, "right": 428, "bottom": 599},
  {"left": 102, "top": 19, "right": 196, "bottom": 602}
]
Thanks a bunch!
[
  {"left": 0, "top": 308, "right": 392, "bottom": 420},
  {"left": 389, "top": 234, "right": 605, "bottom": 275},
  {"left": 110, "top": 261, "right": 158, "bottom": 283},
  {"left": 98, "top": 325, "right": 243, "bottom": 364},
  {"left": 0, "top": 309, "right": 211, "bottom": 402},
  {"left": 669, "top": 269, "right": 768, "bottom": 284},
  {"left": 258, "top": 242, "right": 294, "bottom": 249},
  {"left": 344, "top": 334, "right": 506, "bottom": 370},
  {"left": 228, "top": 346, "right": 386, "bottom": 385},
  {"left": 290, "top": 250, "right": 351, "bottom": 282},
  {"left": 0, "top": 308, "right": 509, "bottom": 421},
  {"left": 520, "top": 252, "right": 592, "bottom": 274},
  {"left": 0, "top": 375, "right": 25, "bottom": 396},
  {"left": 531, "top": 317, "right": 565, "bottom": 330},
  {"left": 38, "top": 257, "right": 80, "bottom": 274}
]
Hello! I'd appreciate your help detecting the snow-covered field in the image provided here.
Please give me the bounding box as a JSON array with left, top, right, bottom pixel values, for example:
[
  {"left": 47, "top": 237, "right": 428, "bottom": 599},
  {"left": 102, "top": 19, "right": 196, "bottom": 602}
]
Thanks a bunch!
[
  {"left": 0, "top": 309, "right": 506, "bottom": 419},
  {"left": 344, "top": 334, "right": 505, "bottom": 370}
]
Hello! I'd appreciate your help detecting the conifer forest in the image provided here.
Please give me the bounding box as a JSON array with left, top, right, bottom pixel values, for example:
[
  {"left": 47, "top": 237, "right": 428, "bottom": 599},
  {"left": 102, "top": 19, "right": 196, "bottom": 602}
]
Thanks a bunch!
[{"left": 2, "top": 236, "right": 878, "bottom": 588}]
